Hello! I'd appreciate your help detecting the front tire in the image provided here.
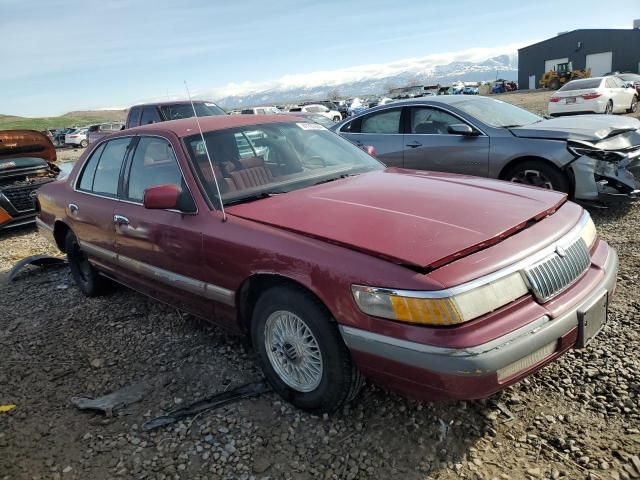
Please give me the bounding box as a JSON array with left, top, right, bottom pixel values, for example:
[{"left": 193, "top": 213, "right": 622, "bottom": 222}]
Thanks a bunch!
[
  {"left": 80, "top": 139, "right": 89, "bottom": 148},
  {"left": 504, "top": 160, "right": 570, "bottom": 194},
  {"left": 548, "top": 78, "right": 561, "bottom": 90},
  {"left": 65, "top": 231, "right": 107, "bottom": 297},
  {"left": 333, "top": 116, "right": 341, "bottom": 122},
  {"left": 627, "top": 95, "right": 638, "bottom": 114},
  {"left": 251, "top": 285, "right": 363, "bottom": 413}
]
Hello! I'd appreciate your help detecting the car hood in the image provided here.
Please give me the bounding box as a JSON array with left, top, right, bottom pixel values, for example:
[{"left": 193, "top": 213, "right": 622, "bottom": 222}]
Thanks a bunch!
[
  {"left": 0, "top": 130, "right": 56, "bottom": 163},
  {"left": 226, "top": 169, "right": 567, "bottom": 270},
  {"left": 510, "top": 115, "right": 640, "bottom": 142}
]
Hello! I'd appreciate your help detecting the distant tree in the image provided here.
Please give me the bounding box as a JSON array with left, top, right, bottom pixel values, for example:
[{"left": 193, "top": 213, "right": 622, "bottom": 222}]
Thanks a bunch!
[{"left": 328, "top": 88, "right": 341, "bottom": 100}]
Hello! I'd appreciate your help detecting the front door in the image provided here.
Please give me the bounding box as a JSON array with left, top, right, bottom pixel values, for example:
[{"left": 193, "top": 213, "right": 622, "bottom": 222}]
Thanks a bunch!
[
  {"left": 402, "top": 106, "right": 490, "bottom": 176},
  {"left": 113, "top": 135, "right": 211, "bottom": 318},
  {"left": 67, "top": 137, "right": 133, "bottom": 275},
  {"left": 339, "top": 107, "right": 404, "bottom": 166}
]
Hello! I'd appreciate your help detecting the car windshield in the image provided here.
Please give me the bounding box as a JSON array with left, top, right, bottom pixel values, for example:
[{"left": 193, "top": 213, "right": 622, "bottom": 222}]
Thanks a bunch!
[
  {"left": 452, "top": 97, "right": 542, "bottom": 128},
  {"left": 184, "top": 121, "right": 383, "bottom": 207},
  {"left": 558, "top": 78, "right": 602, "bottom": 91},
  {"left": 160, "top": 102, "right": 226, "bottom": 120}
]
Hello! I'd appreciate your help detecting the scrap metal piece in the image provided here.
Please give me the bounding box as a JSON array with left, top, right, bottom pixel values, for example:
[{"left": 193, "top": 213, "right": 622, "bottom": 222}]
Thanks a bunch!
[
  {"left": 71, "top": 382, "right": 149, "bottom": 417},
  {"left": 142, "top": 381, "right": 271, "bottom": 431},
  {"left": 7, "top": 255, "right": 66, "bottom": 283}
]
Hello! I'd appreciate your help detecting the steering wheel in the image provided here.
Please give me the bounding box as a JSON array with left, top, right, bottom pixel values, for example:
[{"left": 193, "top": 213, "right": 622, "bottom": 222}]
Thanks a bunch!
[{"left": 302, "top": 155, "right": 326, "bottom": 169}]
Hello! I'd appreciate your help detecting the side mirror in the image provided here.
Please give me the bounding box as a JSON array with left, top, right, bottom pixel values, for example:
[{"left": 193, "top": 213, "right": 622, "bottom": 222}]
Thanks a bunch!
[
  {"left": 143, "top": 184, "right": 180, "bottom": 210},
  {"left": 447, "top": 124, "right": 477, "bottom": 136}
]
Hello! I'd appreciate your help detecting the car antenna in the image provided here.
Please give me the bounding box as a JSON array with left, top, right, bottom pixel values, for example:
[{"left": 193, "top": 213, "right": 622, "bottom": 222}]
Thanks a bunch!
[{"left": 184, "top": 81, "right": 227, "bottom": 222}]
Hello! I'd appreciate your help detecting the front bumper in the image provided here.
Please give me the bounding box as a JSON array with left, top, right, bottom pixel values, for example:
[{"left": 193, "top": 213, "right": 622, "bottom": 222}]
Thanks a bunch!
[
  {"left": 570, "top": 154, "right": 640, "bottom": 203},
  {"left": 340, "top": 246, "right": 618, "bottom": 400}
]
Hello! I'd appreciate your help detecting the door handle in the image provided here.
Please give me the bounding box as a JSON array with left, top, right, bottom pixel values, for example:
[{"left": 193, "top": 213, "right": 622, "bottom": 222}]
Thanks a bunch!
[
  {"left": 68, "top": 203, "right": 79, "bottom": 214},
  {"left": 113, "top": 214, "right": 129, "bottom": 225},
  {"left": 406, "top": 141, "right": 422, "bottom": 148},
  {"left": 354, "top": 140, "right": 364, "bottom": 146}
]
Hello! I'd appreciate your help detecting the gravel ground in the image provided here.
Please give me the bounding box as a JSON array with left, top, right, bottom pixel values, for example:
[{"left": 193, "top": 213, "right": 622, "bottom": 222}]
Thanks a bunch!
[{"left": 1, "top": 105, "right": 640, "bottom": 480}]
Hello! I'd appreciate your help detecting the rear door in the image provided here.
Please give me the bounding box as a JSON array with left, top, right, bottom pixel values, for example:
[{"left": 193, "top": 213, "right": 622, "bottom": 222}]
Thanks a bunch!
[
  {"left": 402, "top": 106, "right": 489, "bottom": 176},
  {"left": 68, "top": 137, "right": 133, "bottom": 275},
  {"left": 113, "top": 134, "right": 211, "bottom": 317},
  {"left": 338, "top": 107, "right": 404, "bottom": 166}
]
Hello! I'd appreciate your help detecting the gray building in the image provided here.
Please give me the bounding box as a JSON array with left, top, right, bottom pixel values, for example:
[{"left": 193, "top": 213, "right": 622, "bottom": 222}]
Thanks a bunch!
[{"left": 518, "top": 24, "right": 640, "bottom": 90}]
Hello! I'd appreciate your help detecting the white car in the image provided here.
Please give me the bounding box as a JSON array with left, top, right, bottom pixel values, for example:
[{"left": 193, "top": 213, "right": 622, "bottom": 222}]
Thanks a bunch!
[
  {"left": 241, "top": 106, "right": 281, "bottom": 115},
  {"left": 64, "top": 127, "right": 89, "bottom": 148},
  {"left": 289, "top": 104, "right": 341, "bottom": 122},
  {"left": 548, "top": 76, "right": 638, "bottom": 116}
]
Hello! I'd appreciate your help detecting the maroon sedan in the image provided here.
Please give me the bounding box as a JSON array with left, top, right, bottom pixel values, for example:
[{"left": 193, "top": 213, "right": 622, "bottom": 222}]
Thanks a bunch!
[{"left": 36, "top": 115, "right": 617, "bottom": 412}]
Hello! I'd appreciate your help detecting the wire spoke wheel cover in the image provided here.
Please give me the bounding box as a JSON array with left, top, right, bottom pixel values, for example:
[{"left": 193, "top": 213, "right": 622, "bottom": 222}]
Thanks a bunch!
[
  {"left": 264, "top": 310, "right": 323, "bottom": 392},
  {"left": 510, "top": 169, "right": 554, "bottom": 189}
]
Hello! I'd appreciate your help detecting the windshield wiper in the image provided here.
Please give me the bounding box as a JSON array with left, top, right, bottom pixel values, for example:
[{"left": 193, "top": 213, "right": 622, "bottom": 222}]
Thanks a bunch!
[
  {"left": 312, "top": 173, "right": 358, "bottom": 186},
  {"left": 224, "top": 191, "right": 286, "bottom": 206},
  {"left": 499, "top": 124, "right": 524, "bottom": 129}
]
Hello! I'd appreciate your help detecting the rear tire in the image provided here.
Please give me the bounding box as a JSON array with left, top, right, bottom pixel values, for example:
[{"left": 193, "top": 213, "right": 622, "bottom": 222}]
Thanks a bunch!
[
  {"left": 333, "top": 116, "right": 341, "bottom": 122},
  {"left": 548, "top": 78, "right": 561, "bottom": 90},
  {"left": 504, "top": 160, "right": 570, "bottom": 194},
  {"left": 80, "top": 139, "right": 88, "bottom": 148},
  {"left": 65, "top": 231, "right": 107, "bottom": 297},
  {"left": 604, "top": 100, "right": 613, "bottom": 114},
  {"left": 251, "top": 285, "right": 363, "bottom": 413},
  {"left": 627, "top": 95, "right": 638, "bottom": 114}
]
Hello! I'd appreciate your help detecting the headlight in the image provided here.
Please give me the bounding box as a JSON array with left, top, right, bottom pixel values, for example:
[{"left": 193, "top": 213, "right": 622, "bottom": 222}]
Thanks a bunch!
[
  {"left": 579, "top": 214, "right": 597, "bottom": 249},
  {"left": 352, "top": 271, "right": 528, "bottom": 326},
  {"left": 568, "top": 145, "right": 625, "bottom": 163}
]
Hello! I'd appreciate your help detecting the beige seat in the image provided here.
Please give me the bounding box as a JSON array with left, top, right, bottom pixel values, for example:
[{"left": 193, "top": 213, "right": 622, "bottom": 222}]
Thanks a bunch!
[{"left": 230, "top": 156, "right": 273, "bottom": 190}]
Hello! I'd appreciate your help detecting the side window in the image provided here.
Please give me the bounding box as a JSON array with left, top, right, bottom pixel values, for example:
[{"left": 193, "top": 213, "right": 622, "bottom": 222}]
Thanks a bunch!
[
  {"left": 613, "top": 77, "right": 625, "bottom": 88},
  {"left": 92, "top": 138, "right": 131, "bottom": 196},
  {"left": 126, "top": 137, "right": 185, "bottom": 203},
  {"left": 360, "top": 109, "right": 401, "bottom": 134},
  {"left": 605, "top": 78, "right": 616, "bottom": 89},
  {"left": 126, "top": 107, "right": 141, "bottom": 129},
  {"left": 78, "top": 143, "right": 106, "bottom": 191},
  {"left": 140, "top": 107, "right": 162, "bottom": 125},
  {"left": 340, "top": 120, "right": 353, "bottom": 133},
  {"left": 410, "top": 107, "right": 463, "bottom": 135}
]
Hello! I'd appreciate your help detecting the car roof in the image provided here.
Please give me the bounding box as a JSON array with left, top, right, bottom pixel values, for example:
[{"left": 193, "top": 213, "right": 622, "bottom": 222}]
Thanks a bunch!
[
  {"left": 129, "top": 100, "right": 218, "bottom": 108},
  {"left": 125, "top": 115, "right": 302, "bottom": 137}
]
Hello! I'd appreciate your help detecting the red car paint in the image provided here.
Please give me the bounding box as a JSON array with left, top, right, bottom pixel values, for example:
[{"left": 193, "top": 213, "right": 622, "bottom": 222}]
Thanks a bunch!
[{"left": 36, "top": 115, "right": 616, "bottom": 402}]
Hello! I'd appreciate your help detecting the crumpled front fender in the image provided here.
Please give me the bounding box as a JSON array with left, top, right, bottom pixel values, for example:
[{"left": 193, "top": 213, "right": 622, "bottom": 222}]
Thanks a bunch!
[{"left": 569, "top": 155, "right": 639, "bottom": 201}]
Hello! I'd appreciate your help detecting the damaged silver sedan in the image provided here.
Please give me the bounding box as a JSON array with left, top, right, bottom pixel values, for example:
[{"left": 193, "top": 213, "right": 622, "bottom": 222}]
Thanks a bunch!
[{"left": 333, "top": 96, "right": 639, "bottom": 204}]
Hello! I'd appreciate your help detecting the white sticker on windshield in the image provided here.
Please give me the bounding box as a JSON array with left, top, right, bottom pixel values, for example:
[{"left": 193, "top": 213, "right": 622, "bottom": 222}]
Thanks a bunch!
[
  {"left": 204, "top": 102, "right": 217, "bottom": 106},
  {"left": 296, "top": 122, "right": 325, "bottom": 130}
]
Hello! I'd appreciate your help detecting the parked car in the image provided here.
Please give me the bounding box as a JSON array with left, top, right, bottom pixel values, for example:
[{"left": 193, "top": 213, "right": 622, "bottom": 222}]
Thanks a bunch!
[
  {"left": 548, "top": 76, "right": 638, "bottom": 116},
  {"left": 65, "top": 127, "right": 89, "bottom": 148},
  {"left": 332, "top": 96, "right": 640, "bottom": 203},
  {"left": 241, "top": 106, "right": 281, "bottom": 115},
  {"left": 125, "top": 100, "right": 226, "bottom": 129},
  {"left": 52, "top": 128, "right": 74, "bottom": 147},
  {"left": 281, "top": 111, "right": 336, "bottom": 128},
  {"left": 87, "top": 122, "right": 125, "bottom": 145},
  {"left": 37, "top": 114, "right": 617, "bottom": 412},
  {"left": 0, "top": 130, "right": 59, "bottom": 229},
  {"left": 614, "top": 73, "right": 640, "bottom": 95},
  {"left": 289, "top": 104, "right": 341, "bottom": 122}
]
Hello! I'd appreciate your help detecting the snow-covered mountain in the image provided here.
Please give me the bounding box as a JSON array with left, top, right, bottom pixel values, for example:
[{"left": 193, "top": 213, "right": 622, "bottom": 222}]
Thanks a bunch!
[{"left": 208, "top": 51, "right": 518, "bottom": 108}]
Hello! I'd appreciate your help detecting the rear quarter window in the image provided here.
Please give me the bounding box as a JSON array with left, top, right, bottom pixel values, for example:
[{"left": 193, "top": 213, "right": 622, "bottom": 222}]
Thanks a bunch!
[{"left": 78, "top": 143, "right": 106, "bottom": 191}]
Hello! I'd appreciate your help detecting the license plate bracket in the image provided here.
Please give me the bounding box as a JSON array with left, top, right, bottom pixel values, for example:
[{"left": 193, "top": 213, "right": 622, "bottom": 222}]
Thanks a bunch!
[{"left": 576, "top": 293, "right": 608, "bottom": 348}]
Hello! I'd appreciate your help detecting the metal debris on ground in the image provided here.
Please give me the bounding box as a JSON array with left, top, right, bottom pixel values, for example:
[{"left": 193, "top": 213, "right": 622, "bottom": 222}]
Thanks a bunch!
[
  {"left": 6, "top": 255, "right": 66, "bottom": 283},
  {"left": 71, "top": 382, "right": 149, "bottom": 417},
  {"left": 142, "top": 380, "right": 271, "bottom": 431}
]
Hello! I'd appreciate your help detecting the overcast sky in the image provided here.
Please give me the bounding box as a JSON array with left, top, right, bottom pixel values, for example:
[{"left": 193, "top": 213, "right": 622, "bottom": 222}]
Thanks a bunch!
[{"left": 1, "top": 0, "right": 639, "bottom": 117}]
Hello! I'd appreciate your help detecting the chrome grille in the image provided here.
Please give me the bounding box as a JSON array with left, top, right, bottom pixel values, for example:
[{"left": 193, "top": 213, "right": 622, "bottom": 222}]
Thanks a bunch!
[{"left": 524, "top": 238, "right": 591, "bottom": 302}]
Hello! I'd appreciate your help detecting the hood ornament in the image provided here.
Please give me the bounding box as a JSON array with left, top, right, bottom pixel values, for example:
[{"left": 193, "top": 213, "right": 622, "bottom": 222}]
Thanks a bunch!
[{"left": 556, "top": 245, "right": 567, "bottom": 258}]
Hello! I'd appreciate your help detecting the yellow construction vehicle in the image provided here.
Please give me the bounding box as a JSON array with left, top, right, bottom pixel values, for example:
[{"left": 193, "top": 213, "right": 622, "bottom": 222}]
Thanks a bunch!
[{"left": 539, "top": 62, "right": 591, "bottom": 90}]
